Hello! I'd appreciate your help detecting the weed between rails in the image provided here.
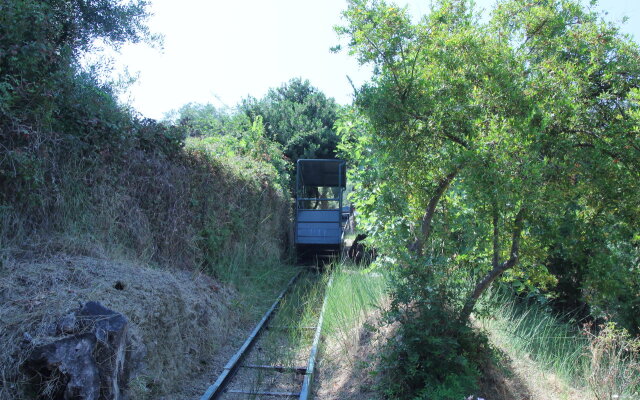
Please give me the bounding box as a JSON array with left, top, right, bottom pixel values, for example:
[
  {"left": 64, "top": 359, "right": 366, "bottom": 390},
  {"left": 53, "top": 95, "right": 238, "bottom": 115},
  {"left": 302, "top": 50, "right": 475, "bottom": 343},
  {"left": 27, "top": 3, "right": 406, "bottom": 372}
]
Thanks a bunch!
[
  {"left": 232, "top": 261, "right": 391, "bottom": 398},
  {"left": 225, "top": 273, "right": 324, "bottom": 397}
]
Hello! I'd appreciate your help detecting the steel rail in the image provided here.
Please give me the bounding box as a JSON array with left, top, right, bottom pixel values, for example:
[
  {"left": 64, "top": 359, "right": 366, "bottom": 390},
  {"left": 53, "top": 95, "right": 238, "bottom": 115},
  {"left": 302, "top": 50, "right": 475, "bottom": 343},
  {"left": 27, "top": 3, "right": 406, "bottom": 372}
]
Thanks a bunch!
[
  {"left": 299, "top": 275, "right": 333, "bottom": 400},
  {"left": 199, "top": 271, "right": 301, "bottom": 400}
]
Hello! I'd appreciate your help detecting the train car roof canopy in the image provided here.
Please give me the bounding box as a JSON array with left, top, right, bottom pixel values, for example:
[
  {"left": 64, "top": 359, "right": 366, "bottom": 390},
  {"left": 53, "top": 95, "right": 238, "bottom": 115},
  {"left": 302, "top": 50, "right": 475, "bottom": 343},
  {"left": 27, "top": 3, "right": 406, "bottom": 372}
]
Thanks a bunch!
[{"left": 297, "top": 159, "right": 346, "bottom": 188}]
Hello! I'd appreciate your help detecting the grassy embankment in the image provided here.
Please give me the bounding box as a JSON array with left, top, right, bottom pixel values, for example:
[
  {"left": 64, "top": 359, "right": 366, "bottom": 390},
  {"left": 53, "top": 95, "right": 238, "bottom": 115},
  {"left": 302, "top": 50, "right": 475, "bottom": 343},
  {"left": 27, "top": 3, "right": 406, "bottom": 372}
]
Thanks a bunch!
[
  {"left": 272, "top": 258, "right": 640, "bottom": 400},
  {"left": 0, "top": 134, "right": 297, "bottom": 399},
  {"left": 478, "top": 291, "right": 640, "bottom": 400},
  {"left": 318, "top": 261, "right": 391, "bottom": 399}
]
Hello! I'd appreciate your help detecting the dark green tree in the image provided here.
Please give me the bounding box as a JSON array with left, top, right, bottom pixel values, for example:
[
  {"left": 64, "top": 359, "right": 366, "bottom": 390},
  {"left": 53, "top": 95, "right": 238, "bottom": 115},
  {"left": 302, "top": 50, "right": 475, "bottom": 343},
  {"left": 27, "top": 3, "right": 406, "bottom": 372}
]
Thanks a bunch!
[
  {"left": 0, "top": 0, "right": 163, "bottom": 205},
  {"left": 239, "top": 78, "right": 340, "bottom": 162}
]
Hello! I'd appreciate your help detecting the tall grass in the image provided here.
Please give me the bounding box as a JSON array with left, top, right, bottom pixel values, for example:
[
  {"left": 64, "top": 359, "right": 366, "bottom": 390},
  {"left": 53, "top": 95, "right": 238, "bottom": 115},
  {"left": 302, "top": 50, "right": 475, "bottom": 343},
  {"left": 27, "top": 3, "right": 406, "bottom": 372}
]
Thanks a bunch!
[
  {"left": 213, "top": 247, "right": 300, "bottom": 321},
  {"left": 479, "top": 291, "right": 589, "bottom": 383},
  {"left": 585, "top": 323, "right": 640, "bottom": 400},
  {"left": 479, "top": 290, "right": 640, "bottom": 399},
  {"left": 323, "top": 262, "right": 390, "bottom": 356}
]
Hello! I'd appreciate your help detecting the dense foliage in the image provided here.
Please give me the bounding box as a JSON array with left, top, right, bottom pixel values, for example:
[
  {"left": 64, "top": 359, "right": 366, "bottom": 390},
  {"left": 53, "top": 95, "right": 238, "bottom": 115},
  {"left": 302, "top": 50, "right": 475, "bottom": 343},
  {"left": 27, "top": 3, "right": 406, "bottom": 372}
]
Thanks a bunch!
[
  {"left": 0, "top": 3, "right": 293, "bottom": 397},
  {"left": 240, "top": 78, "right": 340, "bottom": 162},
  {"left": 0, "top": 0, "right": 291, "bottom": 268},
  {"left": 169, "top": 103, "right": 291, "bottom": 190},
  {"left": 380, "top": 264, "right": 488, "bottom": 399},
  {"left": 168, "top": 78, "right": 342, "bottom": 191},
  {"left": 0, "top": 0, "right": 183, "bottom": 212},
  {"left": 336, "top": 0, "right": 640, "bottom": 397}
]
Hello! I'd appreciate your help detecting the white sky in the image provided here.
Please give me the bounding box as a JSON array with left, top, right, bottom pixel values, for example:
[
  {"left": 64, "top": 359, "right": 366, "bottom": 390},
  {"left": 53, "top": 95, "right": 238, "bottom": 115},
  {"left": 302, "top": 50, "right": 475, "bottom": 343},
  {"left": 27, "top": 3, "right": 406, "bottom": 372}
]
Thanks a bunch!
[{"left": 108, "top": 0, "right": 640, "bottom": 120}]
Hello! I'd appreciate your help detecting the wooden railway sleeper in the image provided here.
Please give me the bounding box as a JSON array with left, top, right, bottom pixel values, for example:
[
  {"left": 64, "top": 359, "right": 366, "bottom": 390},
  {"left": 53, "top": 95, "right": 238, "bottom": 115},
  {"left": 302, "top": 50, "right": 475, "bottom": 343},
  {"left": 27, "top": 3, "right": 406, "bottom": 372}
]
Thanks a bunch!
[
  {"left": 226, "top": 389, "right": 300, "bottom": 397},
  {"left": 240, "top": 364, "right": 307, "bottom": 375}
]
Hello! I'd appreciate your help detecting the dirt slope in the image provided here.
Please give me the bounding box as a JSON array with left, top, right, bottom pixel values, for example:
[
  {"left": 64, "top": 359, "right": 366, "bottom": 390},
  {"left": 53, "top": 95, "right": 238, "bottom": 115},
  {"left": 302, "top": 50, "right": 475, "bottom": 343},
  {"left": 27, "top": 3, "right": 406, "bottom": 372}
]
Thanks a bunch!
[{"left": 0, "top": 254, "right": 249, "bottom": 399}]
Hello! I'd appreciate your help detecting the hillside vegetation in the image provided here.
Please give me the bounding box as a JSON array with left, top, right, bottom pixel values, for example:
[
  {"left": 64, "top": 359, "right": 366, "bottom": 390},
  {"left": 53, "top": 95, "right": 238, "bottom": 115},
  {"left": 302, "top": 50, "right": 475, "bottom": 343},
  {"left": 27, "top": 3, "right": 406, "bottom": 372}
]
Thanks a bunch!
[
  {"left": 335, "top": 0, "right": 640, "bottom": 398},
  {"left": 0, "top": 1, "right": 309, "bottom": 398},
  {"left": 2, "top": 0, "right": 640, "bottom": 399},
  {"left": 0, "top": 0, "right": 293, "bottom": 267}
]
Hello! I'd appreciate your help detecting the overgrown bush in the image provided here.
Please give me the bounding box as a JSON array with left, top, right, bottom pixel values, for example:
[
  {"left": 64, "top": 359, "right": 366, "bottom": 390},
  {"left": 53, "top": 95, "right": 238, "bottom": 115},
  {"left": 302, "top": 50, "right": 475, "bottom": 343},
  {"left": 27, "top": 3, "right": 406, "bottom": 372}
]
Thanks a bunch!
[
  {"left": 0, "top": 0, "right": 292, "bottom": 270},
  {"left": 586, "top": 322, "right": 640, "bottom": 400},
  {"left": 0, "top": 0, "right": 156, "bottom": 207},
  {"left": 378, "top": 260, "right": 488, "bottom": 400}
]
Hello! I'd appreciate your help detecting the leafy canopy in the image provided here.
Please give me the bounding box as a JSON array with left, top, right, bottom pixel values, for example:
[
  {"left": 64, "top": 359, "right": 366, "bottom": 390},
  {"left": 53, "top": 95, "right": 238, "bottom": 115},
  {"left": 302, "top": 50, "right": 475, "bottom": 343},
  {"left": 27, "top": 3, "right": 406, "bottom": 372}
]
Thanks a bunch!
[
  {"left": 336, "top": 0, "right": 640, "bottom": 396},
  {"left": 240, "top": 78, "right": 341, "bottom": 162},
  {"left": 337, "top": 0, "right": 640, "bottom": 324}
]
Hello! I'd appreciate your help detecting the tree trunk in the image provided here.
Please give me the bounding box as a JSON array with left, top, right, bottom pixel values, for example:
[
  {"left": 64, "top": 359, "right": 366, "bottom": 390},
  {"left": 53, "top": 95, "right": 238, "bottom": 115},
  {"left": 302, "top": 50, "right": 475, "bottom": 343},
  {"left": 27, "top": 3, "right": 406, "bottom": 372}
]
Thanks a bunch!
[
  {"left": 411, "top": 167, "right": 460, "bottom": 256},
  {"left": 459, "top": 207, "right": 525, "bottom": 322},
  {"left": 492, "top": 205, "right": 500, "bottom": 270}
]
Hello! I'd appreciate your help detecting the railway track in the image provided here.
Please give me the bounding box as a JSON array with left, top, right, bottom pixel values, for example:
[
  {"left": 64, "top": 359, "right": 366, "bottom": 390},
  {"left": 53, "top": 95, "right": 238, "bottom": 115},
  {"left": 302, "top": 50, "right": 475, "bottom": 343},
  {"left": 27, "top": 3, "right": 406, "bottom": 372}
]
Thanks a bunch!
[{"left": 200, "top": 270, "right": 332, "bottom": 400}]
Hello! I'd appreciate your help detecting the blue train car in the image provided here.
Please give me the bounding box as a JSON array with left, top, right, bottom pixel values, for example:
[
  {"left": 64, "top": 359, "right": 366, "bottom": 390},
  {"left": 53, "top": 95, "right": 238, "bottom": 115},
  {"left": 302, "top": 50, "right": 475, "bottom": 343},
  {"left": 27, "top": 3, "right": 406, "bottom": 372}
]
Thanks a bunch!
[{"left": 295, "top": 159, "right": 347, "bottom": 257}]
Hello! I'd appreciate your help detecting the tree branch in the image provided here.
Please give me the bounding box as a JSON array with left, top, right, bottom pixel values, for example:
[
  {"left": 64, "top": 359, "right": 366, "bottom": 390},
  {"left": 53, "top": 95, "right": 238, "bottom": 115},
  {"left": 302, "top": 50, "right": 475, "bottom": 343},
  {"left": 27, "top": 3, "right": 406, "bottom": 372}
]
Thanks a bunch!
[
  {"left": 411, "top": 166, "right": 462, "bottom": 256},
  {"left": 459, "top": 207, "right": 526, "bottom": 322},
  {"left": 408, "top": 112, "right": 470, "bottom": 149},
  {"left": 574, "top": 142, "right": 622, "bottom": 161},
  {"left": 492, "top": 204, "right": 500, "bottom": 269}
]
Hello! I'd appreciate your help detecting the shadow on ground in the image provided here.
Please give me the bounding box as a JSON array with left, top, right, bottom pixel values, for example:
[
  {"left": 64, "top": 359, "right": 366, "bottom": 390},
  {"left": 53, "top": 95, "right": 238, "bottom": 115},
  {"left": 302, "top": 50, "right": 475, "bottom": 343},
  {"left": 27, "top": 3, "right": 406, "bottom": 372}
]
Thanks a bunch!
[
  {"left": 316, "top": 312, "right": 536, "bottom": 400},
  {"left": 479, "top": 348, "right": 535, "bottom": 400}
]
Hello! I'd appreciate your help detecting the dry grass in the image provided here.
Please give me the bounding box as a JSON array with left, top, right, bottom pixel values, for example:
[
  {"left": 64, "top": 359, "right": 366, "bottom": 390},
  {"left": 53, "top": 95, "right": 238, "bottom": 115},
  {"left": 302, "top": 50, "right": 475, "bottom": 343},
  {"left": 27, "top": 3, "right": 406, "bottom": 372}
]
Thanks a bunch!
[
  {"left": 0, "top": 146, "right": 290, "bottom": 272},
  {"left": 0, "top": 142, "right": 294, "bottom": 399},
  {"left": 585, "top": 323, "right": 640, "bottom": 400},
  {"left": 316, "top": 307, "right": 396, "bottom": 400},
  {"left": 0, "top": 254, "right": 241, "bottom": 399}
]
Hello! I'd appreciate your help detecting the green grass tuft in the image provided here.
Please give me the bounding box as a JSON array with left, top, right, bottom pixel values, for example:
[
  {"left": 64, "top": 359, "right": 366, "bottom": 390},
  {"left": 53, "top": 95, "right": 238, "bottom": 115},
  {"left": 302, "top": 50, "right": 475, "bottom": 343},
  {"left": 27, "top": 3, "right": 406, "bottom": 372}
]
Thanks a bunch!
[
  {"left": 479, "top": 292, "right": 589, "bottom": 383},
  {"left": 479, "top": 290, "right": 640, "bottom": 399},
  {"left": 323, "top": 261, "right": 390, "bottom": 356}
]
